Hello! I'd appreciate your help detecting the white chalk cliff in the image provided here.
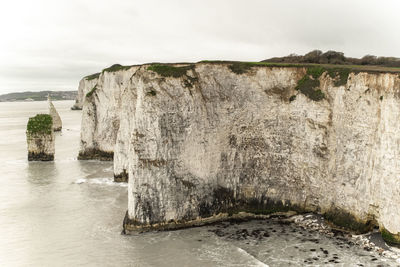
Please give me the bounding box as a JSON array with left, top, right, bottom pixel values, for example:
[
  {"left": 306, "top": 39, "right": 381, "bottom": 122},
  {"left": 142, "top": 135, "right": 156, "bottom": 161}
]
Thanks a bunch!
[
  {"left": 78, "top": 65, "right": 136, "bottom": 163},
  {"left": 48, "top": 97, "right": 62, "bottom": 131},
  {"left": 71, "top": 74, "right": 99, "bottom": 110},
  {"left": 79, "top": 62, "right": 400, "bottom": 244}
]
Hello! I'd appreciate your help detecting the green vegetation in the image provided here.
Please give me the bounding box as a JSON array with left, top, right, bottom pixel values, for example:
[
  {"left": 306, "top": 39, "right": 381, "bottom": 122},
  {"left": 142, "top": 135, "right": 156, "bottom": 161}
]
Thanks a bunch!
[
  {"left": 294, "top": 66, "right": 353, "bottom": 101},
  {"left": 380, "top": 96, "right": 384, "bottom": 101},
  {"left": 85, "top": 72, "right": 100, "bottom": 81},
  {"left": 326, "top": 68, "right": 351, "bottom": 86},
  {"left": 324, "top": 209, "right": 374, "bottom": 234},
  {"left": 289, "top": 95, "right": 296, "bottom": 102},
  {"left": 307, "top": 66, "right": 325, "bottom": 79},
  {"left": 295, "top": 75, "right": 325, "bottom": 101},
  {"left": 228, "top": 62, "right": 255, "bottom": 74},
  {"left": 199, "top": 60, "right": 306, "bottom": 69},
  {"left": 306, "top": 66, "right": 350, "bottom": 87},
  {"left": 263, "top": 49, "right": 400, "bottom": 68},
  {"left": 381, "top": 228, "right": 400, "bottom": 246},
  {"left": 147, "top": 64, "right": 194, "bottom": 78},
  {"left": 200, "top": 60, "right": 400, "bottom": 74},
  {"left": 102, "top": 64, "right": 132, "bottom": 73},
  {"left": 86, "top": 86, "right": 97, "bottom": 98},
  {"left": 27, "top": 114, "right": 53, "bottom": 135}
]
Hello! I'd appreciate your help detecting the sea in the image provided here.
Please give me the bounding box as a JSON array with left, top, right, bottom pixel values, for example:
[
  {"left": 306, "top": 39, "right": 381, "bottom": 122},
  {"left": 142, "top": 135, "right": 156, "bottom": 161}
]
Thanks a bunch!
[{"left": 0, "top": 100, "right": 399, "bottom": 266}]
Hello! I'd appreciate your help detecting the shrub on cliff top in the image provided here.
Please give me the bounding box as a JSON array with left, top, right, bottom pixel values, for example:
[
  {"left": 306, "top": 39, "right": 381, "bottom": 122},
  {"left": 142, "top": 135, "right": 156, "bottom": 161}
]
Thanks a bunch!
[
  {"left": 147, "top": 64, "right": 194, "bottom": 78},
  {"left": 228, "top": 62, "right": 255, "bottom": 74},
  {"left": 102, "top": 64, "right": 132, "bottom": 73},
  {"left": 85, "top": 72, "right": 100, "bottom": 81},
  {"left": 27, "top": 114, "right": 53, "bottom": 135}
]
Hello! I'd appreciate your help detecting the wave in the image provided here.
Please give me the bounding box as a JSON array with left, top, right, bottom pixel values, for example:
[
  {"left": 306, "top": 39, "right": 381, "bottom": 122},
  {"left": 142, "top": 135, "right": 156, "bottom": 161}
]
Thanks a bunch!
[{"left": 73, "top": 177, "right": 128, "bottom": 187}]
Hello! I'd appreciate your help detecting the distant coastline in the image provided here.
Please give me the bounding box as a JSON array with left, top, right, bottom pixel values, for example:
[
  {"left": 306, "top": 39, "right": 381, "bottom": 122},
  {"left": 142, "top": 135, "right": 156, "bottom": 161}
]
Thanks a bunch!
[{"left": 0, "top": 91, "right": 77, "bottom": 102}]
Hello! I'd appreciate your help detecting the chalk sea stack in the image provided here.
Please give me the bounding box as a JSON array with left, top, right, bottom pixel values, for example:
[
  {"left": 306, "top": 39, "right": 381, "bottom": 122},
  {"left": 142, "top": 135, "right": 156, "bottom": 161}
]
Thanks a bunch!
[
  {"left": 48, "top": 96, "right": 62, "bottom": 131},
  {"left": 26, "top": 114, "right": 54, "bottom": 161}
]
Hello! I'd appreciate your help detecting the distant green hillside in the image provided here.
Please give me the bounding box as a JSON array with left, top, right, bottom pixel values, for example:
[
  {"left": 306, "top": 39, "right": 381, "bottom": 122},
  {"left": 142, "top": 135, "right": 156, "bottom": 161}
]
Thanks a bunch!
[{"left": 0, "top": 91, "right": 77, "bottom": 102}]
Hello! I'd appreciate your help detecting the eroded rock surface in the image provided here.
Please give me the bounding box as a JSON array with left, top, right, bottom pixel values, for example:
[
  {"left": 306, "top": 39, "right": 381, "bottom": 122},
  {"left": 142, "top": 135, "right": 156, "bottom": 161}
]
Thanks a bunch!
[
  {"left": 71, "top": 75, "right": 99, "bottom": 110},
  {"left": 78, "top": 67, "right": 137, "bottom": 162},
  {"left": 48, "top": 97, "right": 62, "bottom": 131},
  {"left": 79, "top": 62, "right": 400, "bottom": 243},
  {"left": 26, "top": 114, "right": 54, "bottom": 161}
]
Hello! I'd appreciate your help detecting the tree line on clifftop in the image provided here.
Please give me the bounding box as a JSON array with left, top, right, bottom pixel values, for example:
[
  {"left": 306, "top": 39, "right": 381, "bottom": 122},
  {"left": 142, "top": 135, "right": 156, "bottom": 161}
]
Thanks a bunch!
[{"left": 263, "top": 50, "right": 400, "bottom": 68}]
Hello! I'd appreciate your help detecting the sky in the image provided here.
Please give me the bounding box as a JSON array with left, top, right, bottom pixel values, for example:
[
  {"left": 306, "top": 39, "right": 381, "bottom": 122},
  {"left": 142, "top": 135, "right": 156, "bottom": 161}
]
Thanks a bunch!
[{"left": 0, "top": 0, "right": 399, "bottom": 94}]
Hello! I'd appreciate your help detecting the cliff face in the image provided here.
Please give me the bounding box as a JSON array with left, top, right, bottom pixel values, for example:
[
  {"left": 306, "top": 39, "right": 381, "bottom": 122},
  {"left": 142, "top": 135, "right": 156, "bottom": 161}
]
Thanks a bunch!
[
  {"left": 79, "top": 62, "right": 400, "bottom": 243},
  {"left": 113, "top": 67, "right": 139, "bottom": 182},
  {"left": 71, "top": 77, "right": 99, "bottom": 110},
  {"left": 48, "top": 98, "right": 62, "bottom": 131},
  {"left": 78, "top": 68, "right": 136, "bottom": 162}
]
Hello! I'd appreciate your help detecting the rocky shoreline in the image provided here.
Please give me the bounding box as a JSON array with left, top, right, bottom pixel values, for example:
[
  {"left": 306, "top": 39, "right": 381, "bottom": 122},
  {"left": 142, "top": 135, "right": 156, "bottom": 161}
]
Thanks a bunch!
[{"left": 206, "top": 213, "right": 400, "bottom": 266}]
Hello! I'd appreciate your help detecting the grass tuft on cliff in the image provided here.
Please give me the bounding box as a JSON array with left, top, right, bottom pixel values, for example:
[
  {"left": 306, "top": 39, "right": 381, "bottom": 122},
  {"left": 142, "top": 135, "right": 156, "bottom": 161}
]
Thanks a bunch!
[
  {"left": 86, "top": 86, "right": 97, "bottom": 98},
  {"left": 327, "top": 68, "right": 351, "bottom": 86},
  {"left": 27, "top": 114, "right": 53, "bottom": 135},
  {"left": 85, "top": 72, "right": 100, "bottom": 81},
  {"left": 294, "top": 66, "right": 352, "bottom": 101},
  {"left": 307, "top": 66, "right": 325, "bottom": 79},
  {"left": 295, "top": 75, "right": 325, "bottom": 101},
  {"left": 147, "top": 64, "right": 194, "bottom": 78},
  {"left": 381, "top": 228, "right": 400, "bottom": 246},
  {"left": 102, "top": 64, "right": 132, "bottom": 73},
  {"left": 228, "top": 62, "right": 255, "bottom": 74}
]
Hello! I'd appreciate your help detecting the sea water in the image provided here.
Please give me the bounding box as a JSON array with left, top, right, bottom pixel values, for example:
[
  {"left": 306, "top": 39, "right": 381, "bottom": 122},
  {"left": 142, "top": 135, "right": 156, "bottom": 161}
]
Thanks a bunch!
[{"left": 0, "top": 100, "right": 399, "bottom": 266}]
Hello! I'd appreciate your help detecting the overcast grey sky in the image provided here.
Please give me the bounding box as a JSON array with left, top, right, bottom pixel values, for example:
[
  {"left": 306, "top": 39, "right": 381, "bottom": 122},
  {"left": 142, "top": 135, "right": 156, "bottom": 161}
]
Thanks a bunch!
[{"left": 0, "top": 0, "right": 399, "bottom": 93}]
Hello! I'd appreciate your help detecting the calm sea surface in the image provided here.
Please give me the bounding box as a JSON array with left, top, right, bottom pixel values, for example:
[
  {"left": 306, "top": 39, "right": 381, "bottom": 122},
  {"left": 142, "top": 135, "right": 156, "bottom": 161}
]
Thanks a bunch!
[{"left": 0, "top": 100, "right": 399, "bottom": 267}]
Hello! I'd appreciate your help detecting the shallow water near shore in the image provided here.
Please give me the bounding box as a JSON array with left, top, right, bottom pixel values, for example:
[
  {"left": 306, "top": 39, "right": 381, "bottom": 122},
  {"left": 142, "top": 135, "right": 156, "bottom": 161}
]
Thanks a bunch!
[{"left": 0, "top": 100, "right": 399, "bottom": 266}]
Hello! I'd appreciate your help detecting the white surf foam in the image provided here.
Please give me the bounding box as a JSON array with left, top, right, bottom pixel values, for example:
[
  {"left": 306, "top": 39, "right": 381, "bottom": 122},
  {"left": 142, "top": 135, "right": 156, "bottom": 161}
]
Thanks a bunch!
[{"left": 73, "top": 177, "right": 128, "bottom": 187}]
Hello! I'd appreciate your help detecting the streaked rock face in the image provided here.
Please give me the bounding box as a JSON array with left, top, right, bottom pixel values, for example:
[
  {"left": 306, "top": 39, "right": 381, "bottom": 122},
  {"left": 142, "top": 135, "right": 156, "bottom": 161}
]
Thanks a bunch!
[
  {"left": 79, "top": 62, "right": 400, "bottom": 243},
  {"left": 78, "top": 67, "right": 137, "bottom": 163},
  {"left": 27, "top": 132, "right": 55, "bottom": 161}
]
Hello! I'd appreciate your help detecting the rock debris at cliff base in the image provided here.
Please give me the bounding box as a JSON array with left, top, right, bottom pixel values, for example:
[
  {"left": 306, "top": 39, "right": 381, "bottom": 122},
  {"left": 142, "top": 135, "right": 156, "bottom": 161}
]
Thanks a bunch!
[{"left": 203, "top": 215, "right": 400, "bottom": 266}]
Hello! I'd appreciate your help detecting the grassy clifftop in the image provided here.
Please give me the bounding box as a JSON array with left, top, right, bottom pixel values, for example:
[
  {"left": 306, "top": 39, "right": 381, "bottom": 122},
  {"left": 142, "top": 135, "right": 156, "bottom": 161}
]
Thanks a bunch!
[{"left": 27, "top": 114, "right": 53, "bottom": 135}]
